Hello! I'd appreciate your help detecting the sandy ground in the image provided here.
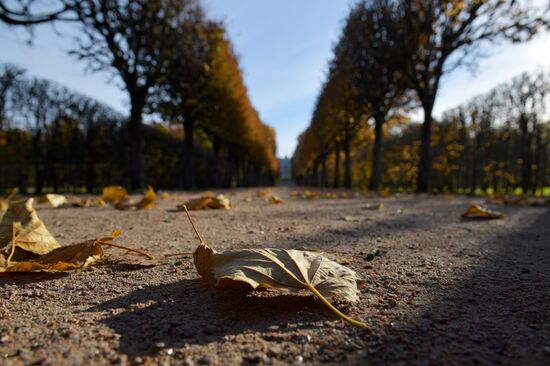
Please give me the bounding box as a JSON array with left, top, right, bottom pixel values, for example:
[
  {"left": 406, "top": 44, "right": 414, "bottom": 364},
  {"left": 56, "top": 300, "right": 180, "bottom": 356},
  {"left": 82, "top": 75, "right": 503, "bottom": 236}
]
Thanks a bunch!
[{"left": 0, "top": 187, "right": 549, "bottom": 366}]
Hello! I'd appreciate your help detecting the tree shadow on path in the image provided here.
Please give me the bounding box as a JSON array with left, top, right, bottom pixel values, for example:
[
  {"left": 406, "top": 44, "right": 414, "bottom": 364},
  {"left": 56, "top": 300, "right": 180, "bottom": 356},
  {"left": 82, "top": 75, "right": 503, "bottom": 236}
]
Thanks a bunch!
[{"left": 358, "top": 207, "right": 550, "bottom": 365}]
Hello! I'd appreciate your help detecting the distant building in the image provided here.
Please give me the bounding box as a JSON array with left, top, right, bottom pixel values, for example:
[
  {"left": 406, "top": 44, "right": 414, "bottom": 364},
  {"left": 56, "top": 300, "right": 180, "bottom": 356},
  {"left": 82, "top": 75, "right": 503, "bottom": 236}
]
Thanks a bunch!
[{"left": 278, "top": 157, "right": 292, "bottom": 181}]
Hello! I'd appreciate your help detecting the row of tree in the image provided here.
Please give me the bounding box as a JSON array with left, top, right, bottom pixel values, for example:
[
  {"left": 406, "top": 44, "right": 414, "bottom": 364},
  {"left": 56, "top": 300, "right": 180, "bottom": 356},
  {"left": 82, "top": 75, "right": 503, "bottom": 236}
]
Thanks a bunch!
[
  {"left": 0, "top": 0, "right": 278, "bottom": 192},
  {"left": 295, "top": 67, "right": 550, "bottom": 194},
  {"left": 293, "top": 0, "right": 549, "bottom": 192}
]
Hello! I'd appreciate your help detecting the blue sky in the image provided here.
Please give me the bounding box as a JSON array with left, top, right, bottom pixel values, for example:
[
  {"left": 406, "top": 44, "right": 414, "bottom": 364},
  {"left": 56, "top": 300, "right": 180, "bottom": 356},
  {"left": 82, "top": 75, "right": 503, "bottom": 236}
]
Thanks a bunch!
[{"left": 1, "top": 0, "right": 549, "bottom": 157}]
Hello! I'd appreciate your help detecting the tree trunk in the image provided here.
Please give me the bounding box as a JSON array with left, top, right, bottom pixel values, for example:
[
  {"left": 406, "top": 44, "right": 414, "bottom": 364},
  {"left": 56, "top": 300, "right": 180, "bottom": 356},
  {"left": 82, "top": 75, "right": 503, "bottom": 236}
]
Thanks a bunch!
[
  {"left": 369, "top": 115, "right": 384, "bottom": 191},
  {"left": 520, "top": 117, "right": 532, "bottom": 194},
  {"left": 211, "top": 135, "right": 221, "bottom": 188},
  {"left": 321, "top": 156, "right": 328, "bottom": 187},
  {"left": 312, "top": 159, "right": 319, "bottom": 186},
  {"left": 343, "top": 136, "right": 351, "bottom": 189},
  {"left": 333, "top": 142, "right": 340, "bottom": 188},
  {"left": 470, "top": 133, "right": 478, "bottom": 195},
  {"left": 32, "top": 129, "right": 43, "bottom": 194},
  {"left": 128, "top": 99, "right": 145, "bottom": 190},
  {"left": 417, "top": 100, "right": 434, "bottom": 192},
  {"left": 183, "top": 120, "right": 195, "bottom": 189}
]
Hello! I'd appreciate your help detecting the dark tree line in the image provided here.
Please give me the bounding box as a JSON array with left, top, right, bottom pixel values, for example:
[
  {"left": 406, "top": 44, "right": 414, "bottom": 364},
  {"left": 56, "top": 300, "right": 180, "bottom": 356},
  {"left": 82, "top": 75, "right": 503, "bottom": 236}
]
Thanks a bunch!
[
  {"left": 0, "top": 0, "right": 278, "bottom": 192},
  {"left": 293, "top": 0, "right": 548, "bottom": 193}
]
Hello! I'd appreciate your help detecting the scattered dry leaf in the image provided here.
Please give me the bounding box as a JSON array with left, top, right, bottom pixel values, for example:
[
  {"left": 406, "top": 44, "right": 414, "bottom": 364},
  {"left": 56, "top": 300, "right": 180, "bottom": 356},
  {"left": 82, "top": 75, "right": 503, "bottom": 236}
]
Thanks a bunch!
[
  {"left": 160, "top": 191, "right": 171, "bottom": 199},
  {"left": 135, "top": 186, "right": 156, "bottom": 209},
  {"left": 0, "top": 198, "right": 61, "bottom": 258},
  {"left": 69, "top": 197, "right": 98, "bottom": 208},
  {"left": 268, "top": 195, "right": 284, "bottom": 204},
  {"left": 115, "top": 186, "right": 156, "bottom": 210},
  {"left": 102, "top": 186, "right": 128, "bottom": 204},
  {"left": 3, "top": 240, "right": 104, "bottom": 272},
  {"left": 183, "top": 206, "right": 367, "bottom": 328},
  {"left": 461, "top": 204, "right": 504, "bottom": 219},
  {"left": 37, "top": 194, "right": 68, "bottom": 208},
  {"left": 256, "top": 189, "right": 271, "bottom": 198},
  {"left": 181, "top": 195, "right": 213, "bottom": 211},
  {"left": 208, "top": 194, "right": 231, "bottom": 209},
  {"left": 179, "top": 193, "right": 231, "bottom": 210},
  {"left": 1, "top": 229, "right": 155, "bottom": 273}
]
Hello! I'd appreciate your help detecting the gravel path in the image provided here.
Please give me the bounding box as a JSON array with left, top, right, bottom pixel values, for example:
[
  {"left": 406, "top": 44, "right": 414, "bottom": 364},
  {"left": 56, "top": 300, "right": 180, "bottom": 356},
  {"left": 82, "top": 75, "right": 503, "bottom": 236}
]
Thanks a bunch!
[{"left": 1, "top": 188, "right": 549, "bottom": 365}]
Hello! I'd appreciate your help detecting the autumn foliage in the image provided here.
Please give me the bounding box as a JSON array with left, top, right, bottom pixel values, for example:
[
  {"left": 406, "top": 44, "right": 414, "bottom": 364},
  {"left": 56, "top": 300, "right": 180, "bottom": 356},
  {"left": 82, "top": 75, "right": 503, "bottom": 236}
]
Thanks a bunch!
[
  {"left": 0, "top": 1, "right": 277, "bottom": 193},
  {"left": 293, "top": 0, "right": 549, "bottom": 195}
]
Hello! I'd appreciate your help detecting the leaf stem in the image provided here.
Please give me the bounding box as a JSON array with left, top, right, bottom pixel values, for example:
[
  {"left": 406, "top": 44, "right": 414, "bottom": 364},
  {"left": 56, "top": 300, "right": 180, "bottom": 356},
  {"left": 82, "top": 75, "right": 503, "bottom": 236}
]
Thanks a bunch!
[
  {"left": 305, "top": 283, "right": 368, "bottom": 329},
  {"left": 6, "top": 223, "right": 17, "bottom": 267},
  {"left": 182, "top": 204, "right": 205, "bottom": 244},
  {"left": 97, "top": 240, "right": 155, "bottom": 260}
]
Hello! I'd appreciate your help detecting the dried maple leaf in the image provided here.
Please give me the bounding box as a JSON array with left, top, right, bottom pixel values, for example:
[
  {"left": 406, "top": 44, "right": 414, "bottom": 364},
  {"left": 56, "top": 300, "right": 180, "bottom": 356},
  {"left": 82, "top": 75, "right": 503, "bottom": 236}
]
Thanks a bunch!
[
  {"left": 37, "top": 194, "right": 69, "bottom": 208},
  {"left": 183, "top": 206, "right": 367, "bottom": 328},
  {"left": 1, "top": 230, "right": 155, "bottom": 273},
  {"left": 3, "top": 240, "right": 104, "bottom": 272},
  {"left": 461, "top": 204, "right": 504, "bottom": 219},
  {"left": 0, "top": 198, "right": 60, "bottom": 258},
  {"left": 102, "top": 186, "right": 128, "bottom": 204}
]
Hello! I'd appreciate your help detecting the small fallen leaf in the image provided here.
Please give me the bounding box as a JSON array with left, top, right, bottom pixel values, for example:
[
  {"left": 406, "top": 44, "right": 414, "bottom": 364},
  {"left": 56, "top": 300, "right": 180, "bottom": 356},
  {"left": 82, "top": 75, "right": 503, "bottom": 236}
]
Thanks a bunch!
[
  {"left": 179, "top": 193, "right": 231, "bottom": 210},
  {"left": 0, "top": 198, "right": 61, "bottom": 258},
  {"left": 183, "top": 206, "right": 367, "bottom": 328},
  {"left": 302, "top": 190, "right": 319, "bottom": 199},
  {"left": 69, "top": 197, "right": 96, "bottom": 208},
  {"left": 115, "top": 186, "right": 156, "bottom": 210},
  {"left": 256, "top": 189, "right": 271, "bottom": 198},
  {"left": 102, "top": 186, "right": 128, "bottom": 204},
  {"left": 208, "top": 194, "right": 231, "bottom": 209},
  {"left": 268, "top": 195, "right": 284, "bottom": 204},
  {"left": 135, "top": 186, "right": 156, "bottom": 209},
  {"left": 461, "top": 204, "right": 504, "bottom": 219},
  {"left": 37, "top": 194, "right": 68, "bottom": 208},
  {"left": 181, "top": 195, "right": 212, "bottom": 211},
  {"left": 160, "top": 191, "right": 171, "bottom": 199}
]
